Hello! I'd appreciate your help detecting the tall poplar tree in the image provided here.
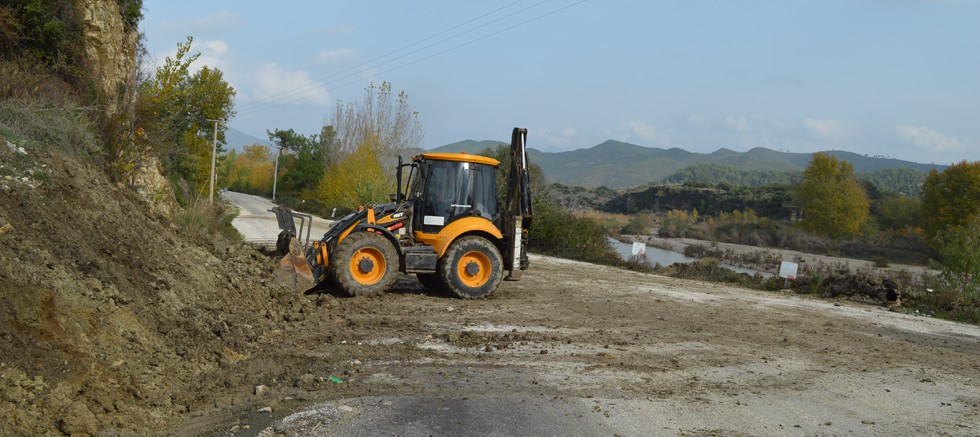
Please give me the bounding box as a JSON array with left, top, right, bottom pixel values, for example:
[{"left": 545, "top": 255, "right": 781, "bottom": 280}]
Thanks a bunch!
[{"left": 796, "top": 152, "right": 869, "bottom": 238}]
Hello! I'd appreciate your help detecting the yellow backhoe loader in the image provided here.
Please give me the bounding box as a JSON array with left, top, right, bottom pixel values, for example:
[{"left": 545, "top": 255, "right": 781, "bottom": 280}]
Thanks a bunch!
[{"left": 271, "top": 128, "right": 532, "bottom": 298}]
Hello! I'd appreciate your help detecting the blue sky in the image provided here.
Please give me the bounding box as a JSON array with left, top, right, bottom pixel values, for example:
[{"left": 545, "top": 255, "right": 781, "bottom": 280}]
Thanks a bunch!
[{"left": 141, "top": 0, "right": 978, "bottom": 165}]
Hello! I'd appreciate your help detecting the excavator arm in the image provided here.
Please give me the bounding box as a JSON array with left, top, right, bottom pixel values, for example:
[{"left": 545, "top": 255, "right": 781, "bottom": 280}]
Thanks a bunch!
[{"left": 503, "top": 127, "right": 532, "bottom": 280}]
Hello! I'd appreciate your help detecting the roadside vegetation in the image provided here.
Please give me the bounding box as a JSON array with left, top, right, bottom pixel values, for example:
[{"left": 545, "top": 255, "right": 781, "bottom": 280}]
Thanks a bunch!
[{"left": 580, "top": 153, "right": 979, "bottom": 323}]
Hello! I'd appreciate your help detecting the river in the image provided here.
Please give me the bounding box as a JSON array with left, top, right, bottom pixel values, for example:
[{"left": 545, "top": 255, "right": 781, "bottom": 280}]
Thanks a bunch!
[{"left": 608, "top": 237, "right": 772, "bottom": 277}]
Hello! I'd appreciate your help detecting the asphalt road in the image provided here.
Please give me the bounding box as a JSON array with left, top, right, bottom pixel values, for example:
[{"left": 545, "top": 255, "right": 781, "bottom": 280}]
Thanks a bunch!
[{"left": 222, "top": 191, "right": 334, "bottom": 246}]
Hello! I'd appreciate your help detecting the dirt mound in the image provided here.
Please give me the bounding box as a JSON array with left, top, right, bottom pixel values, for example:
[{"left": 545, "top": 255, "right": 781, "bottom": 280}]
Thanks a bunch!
[{"left": 0, "top": 144, "right": 315, "bottom": 435}]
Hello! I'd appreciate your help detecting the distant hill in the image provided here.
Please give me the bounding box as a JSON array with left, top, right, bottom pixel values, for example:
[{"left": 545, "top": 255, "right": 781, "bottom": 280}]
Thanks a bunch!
[
  {"left": 225, "top": 127, "right": 273, "bottom": 153},
  {"left": 428, "top": 140, "right": 506, "bottom": 154},
  {"left": 431, "top": 138, "right": 946, "bottom": 189}
]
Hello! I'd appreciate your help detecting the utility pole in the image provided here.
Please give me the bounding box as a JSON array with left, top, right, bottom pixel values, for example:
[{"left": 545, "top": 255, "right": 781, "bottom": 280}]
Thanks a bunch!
[
  {"left": 207, "top": 119, "right": 220, "bottom": 204},
  {"left": 273, "top": 144, "right": 283, "bottom": 201}
]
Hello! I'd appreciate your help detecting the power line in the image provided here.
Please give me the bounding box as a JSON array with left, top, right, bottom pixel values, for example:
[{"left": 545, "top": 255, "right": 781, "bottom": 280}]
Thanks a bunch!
[
  {"left": 235, "top": 0, "right": 537, "bottom": 113},
  {"left": 312, "top": 0, "right": 589, "bottom": 102},
  {"left": 237, "top": 0, "right": 587, "bottom": 116}
]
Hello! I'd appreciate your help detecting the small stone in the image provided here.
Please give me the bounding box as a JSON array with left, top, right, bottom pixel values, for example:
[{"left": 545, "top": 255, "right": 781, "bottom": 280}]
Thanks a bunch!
[
  {"left": 257, "top": 406, "right": 272, "bottom": 413},
  {"left": 254, "top": 385, "right": 269, "bottom": 396},
  {"left": 338, "top": 405, "right": 354, "bottom": 412},
  {"left": 58, "top": 401, "right": 98, "bottom": 436},
  {"left": 294, "top": 373, "right": 315, "bottom": 388}
]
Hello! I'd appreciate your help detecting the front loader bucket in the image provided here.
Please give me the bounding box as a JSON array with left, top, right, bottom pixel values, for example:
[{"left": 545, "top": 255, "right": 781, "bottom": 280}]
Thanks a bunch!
[{"left": 274, "top": 231, "right": 314, "bottom": 292}]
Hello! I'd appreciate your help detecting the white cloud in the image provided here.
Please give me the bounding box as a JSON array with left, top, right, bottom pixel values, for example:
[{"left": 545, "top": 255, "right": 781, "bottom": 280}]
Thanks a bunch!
[
  {"left": 189, "top": 11, "right": 241, "bottom": 33},
  {"left": 619, "top": 121, "right": 658, "bottom": 142},
  {"left": 320, "top": 24, "right": 356, "bottom": 35},
  {"left": 152, "top": 39, "right": 231, "bottom": 74},
  {"left": 686, "top": 114, "right": 709, "bottom": 127},
  {"left": 724, "top": 115, "right": 749, "bottom": 133},
  {"left": 803, "top": 118, "right": 843, "bottom": 139},
  {"left": 896, "top": 125, "right": 964, "bottom": 153},
  {"left": 537, "top": 126, "right": 581, "bottom": 147},
  {"left": 316, "top": 48, "right": 355, "bottom": 64},
  {"left": 193, "top": 39, "right": 230, "bottom": 71},
  {"left": 251, "top": 63, "right": 331, "bottom": 106}
]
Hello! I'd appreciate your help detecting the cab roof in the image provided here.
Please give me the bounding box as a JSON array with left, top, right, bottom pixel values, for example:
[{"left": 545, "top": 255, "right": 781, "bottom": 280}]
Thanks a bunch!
[{"left": 417, "top": 152, "right": 500, "bottom": 167}]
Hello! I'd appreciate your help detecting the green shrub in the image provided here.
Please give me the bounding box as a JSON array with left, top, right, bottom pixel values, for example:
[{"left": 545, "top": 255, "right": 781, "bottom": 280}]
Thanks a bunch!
[
  {"left": 619, "top": 212, "right": 655, "bottom": 235},
  {"left": 871, "top": 256, "right": 890, "bottom": 268},
  {"left": 530, "top": 199, "right": 620, "bottom": 265},
  {"left": 933, "top": 215, "right": 980, "bottom": 301}
]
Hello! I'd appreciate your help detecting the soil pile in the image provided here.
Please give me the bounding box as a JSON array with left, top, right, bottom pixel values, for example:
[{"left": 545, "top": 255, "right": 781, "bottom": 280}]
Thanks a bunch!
[{"left": 0, "top": 143, "right": 314, "bottom": 435}]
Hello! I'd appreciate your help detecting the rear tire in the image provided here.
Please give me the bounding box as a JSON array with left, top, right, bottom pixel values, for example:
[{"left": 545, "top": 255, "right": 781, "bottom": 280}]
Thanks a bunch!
[
  {"left": 331, "top": 232, "right": 397, "bottom": 297},
  {"left": 438, "top": 236, "right": 503, "bottom": 299}
]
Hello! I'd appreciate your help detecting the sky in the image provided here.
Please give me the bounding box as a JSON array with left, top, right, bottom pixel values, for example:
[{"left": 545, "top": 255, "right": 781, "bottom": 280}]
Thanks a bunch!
[{"left": 140, "top": 0, "right": 978, "bottom": 165}]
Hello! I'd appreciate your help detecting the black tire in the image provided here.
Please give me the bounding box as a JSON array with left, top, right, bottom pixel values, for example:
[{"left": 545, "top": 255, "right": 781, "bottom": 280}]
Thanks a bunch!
[
  {"left": 417, "top": 273, "right": 446, "bottom": 292},
  {"left": 438, "top": 236, "right": 503, "bottom": 299},
  {"left": 330, "top": 232, "right": 397, "bottom": 297}
]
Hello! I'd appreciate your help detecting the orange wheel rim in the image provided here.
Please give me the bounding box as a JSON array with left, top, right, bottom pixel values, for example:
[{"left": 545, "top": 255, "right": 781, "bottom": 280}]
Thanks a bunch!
[
  {"left": 457, "top": 250, "right": 492, "bottom": 288},
  {"left": 350, "top": 247, "right": 385, "bottom": 285}
]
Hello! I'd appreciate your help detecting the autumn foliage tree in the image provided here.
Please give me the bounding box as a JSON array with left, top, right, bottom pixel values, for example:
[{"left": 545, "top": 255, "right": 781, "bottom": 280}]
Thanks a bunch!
[
  {"left": 316, "top": 136, "right": 390, "bottom": 209},
  {"left": 314, "top": 82, "right": 422, "bottom": 209},
  {"left": 133, "top": 37, "right": 236, "bottom": 202},
  {"left": 224, "top": 145, "right": 274, "bottom": 194},
  {"left": 796, "top": 152, "right": 869, "bottom": 238},
  {"left": 330, "top": 82, "right": 423, "bottom": 187},
  {"left": 920, "top": 160, "right": 980, "bottom": 239}
]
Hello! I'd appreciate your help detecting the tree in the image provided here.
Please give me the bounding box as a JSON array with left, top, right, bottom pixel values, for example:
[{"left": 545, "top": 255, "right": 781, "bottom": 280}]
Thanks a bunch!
[
  {"left": 879, "top": 195, "right": 923, "bottom": 231},
  {"left": 933, "top": 214, "right": 980, "bottom": 300},
  {"left": 267, "top": 128, "right": 324, "bottom": 198},
  {"left": 329, "top": 82, "right": 423, "bottom": 185},
  {"left": 921, "top": 161, "right": 980, "bottom": 239},
  {"left": 316, "top": 136, "right": 389, "bottom": 209},
  {"left": 796, "top": 152, "right": 869, "bottom": 238},
  {"left": 134, "top": 37, "right": 236, "bottom": 201},
  {"left": 224, "top": 145, "right": 273, "bottom": 194}
]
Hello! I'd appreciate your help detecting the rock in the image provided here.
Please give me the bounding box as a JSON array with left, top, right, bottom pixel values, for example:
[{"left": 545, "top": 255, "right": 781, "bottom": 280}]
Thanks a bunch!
[
  {"left": 258, "top": 406, "right": 272, "bottom": 413},
  {"left": 294, "top": 373, "right": 316, "bottom": 388},
  {"left": 58, "top": 401, "right": 98, "bottom": 436},
  {"left": 338, "top": 405, "right": 354, "bottom": 412},
  {"left": 254, "top": 384, "right": 269, "bottom": 396}
]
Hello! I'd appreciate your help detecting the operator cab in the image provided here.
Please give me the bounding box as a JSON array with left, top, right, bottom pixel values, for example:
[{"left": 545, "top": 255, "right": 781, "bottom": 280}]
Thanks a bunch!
[{"left": 408, "top": 153, "right": 500, "bottom": 234}]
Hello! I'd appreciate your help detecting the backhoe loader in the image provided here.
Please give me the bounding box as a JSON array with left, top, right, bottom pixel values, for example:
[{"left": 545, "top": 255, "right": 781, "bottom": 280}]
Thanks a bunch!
[{"left": 271, "top": 128, "right": 532, "bottom": 298}]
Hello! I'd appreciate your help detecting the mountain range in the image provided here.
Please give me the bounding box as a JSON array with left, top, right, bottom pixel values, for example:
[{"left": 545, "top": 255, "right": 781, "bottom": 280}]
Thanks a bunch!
[
  {"left": 431, "top": 139, "right": 946, "bottom": 188},
  {"left": 225, "top": 127, "right": 273, "bottom": 153},
  {"left": 226, "top": 129, "right": 945, "bottom": 189}
]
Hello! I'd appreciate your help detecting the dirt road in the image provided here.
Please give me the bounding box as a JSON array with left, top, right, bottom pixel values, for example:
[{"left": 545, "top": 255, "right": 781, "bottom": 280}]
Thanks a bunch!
[{"left": 184, "top": 193, "right": 980, "bottom": 436}]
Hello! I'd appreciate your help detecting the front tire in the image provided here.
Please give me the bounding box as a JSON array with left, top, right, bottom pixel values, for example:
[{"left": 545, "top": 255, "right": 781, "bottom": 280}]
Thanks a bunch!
[
  {"left": 331, "top": 232, "right": 397, "bottom": 297},
  {"left": 438, "top": 236, "right": 503, "bottom": 299}
]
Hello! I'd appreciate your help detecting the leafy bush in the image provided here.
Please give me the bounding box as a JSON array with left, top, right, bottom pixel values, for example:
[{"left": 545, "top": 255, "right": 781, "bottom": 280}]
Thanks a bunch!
[
  {"left": 619, "top": 212, "right": 655, "bottom": 235},
  {"left": 871, "top": 256, "right": 890, "bottom": 268},
  {"left": 933, "top": 215, "right": 980, "bottom": 300},
  {"left": 530, "top": 198, "right": 620, "bottom": 265}
]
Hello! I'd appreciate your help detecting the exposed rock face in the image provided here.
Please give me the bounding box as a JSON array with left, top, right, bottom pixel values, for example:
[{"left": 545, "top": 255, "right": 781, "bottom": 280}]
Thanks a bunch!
[
  {"left": 131, "top": 155, "right": 179, "bottom": 216},
  {"left": 76, "top": 0, "right": 139, "bottom": 117},
  {"left": 75, "top": 1, "right": 177, "bottom": 215}
]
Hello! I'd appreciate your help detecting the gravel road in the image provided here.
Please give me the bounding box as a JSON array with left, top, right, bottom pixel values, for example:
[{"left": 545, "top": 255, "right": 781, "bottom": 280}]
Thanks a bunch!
[{"left": 209, "top": 192, "right": 980, "bottom": 437}]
